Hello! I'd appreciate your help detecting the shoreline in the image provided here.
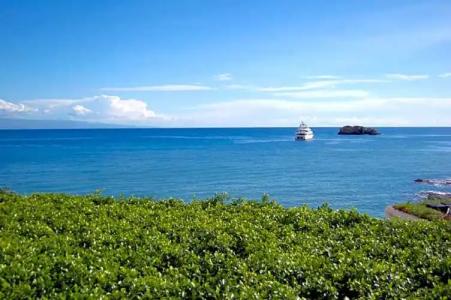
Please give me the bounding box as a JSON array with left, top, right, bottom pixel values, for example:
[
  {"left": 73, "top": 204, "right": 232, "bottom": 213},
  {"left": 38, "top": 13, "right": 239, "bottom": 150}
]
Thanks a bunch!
[{"left": 384, "top": 205, "right": 422, "bottom": 221}]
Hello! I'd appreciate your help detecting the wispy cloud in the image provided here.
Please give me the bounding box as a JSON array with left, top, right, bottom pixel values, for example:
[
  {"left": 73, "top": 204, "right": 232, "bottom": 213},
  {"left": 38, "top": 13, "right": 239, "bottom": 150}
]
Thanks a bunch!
[
  {"left": 438, "top": 72, "right": 451, "bottom": 78},
  {"left": 177, "top": 97, "right": 451, "bottom": 127},
  {"left": 0, "top": 99, "right": 35, "bottom": 113},
  {"left": 256, "top": 82, "right": 335, "bottom": 92},
  {"left": 273, "top": 89, "right": 369, "bottom": 98},
  {"left": 22, "top": 98, "right": 90, "bottom": 109},
  {"left": 224, "top": 84, "right": 254, "bottom": 90},
  {"left": 224, "top": 78, "right": 385, "bottom": 94},
  {"left": 100, "top": 84, "right": 212, "bottom": 92},
  {"left": 385, "top": 73, "right": 429, "bottom": 81},
  {"left": 256, "top": 79, "right": 385, "bottom": 93},
  {"left": 304, "top": 75, "right": 341, "bottom": 80},
  {"left": 214, "top": 73, "right": 233, "bottom": 81}
]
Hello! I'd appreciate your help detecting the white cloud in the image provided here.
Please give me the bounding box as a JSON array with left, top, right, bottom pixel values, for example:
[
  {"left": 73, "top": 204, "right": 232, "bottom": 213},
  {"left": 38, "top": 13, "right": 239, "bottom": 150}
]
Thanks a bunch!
[
  {"left": 385, "top": 73, "right": 429, "bottom": 80},
  {"left": 273, "top": 89, "right": 369, "bottom": 98},
  {"left": 214, "top": 73, "right": 233, "bottom": 81},
  {"left": 106, "top": 96, "right": 157, "bottom": 121},
  {"left": 0, "top": 99, "right": 34, "bottom": 113},
  {"left": 72, "top": 105, "right": 92, "bottom": 116},
  {"left": 20, "top": 95, "right": 168, "bottom": 124},
  {"left": 4, "top": 95, "right": 451, "bottom": 127},
  {"left": 100, "top": 84, "right": 212, "bottom": 92},
  {"left": 438, "top": 72, "right": 451, "bottom": 78},
  {"left": 174, "top": 97, "right": 451, "bottom": 127}
]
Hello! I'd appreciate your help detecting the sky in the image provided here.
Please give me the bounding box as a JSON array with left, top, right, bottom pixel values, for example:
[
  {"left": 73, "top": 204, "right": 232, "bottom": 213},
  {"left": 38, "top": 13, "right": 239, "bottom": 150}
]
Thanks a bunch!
[{"left": 1, "top": 0, "right": 451, "bottom": 127}]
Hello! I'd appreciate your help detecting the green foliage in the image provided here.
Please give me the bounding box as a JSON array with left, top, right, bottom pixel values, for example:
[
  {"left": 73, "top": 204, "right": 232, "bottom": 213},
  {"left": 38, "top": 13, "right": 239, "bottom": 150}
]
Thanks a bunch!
[{"left": 0, "top": 193, "right": 450, "bottom": 299}]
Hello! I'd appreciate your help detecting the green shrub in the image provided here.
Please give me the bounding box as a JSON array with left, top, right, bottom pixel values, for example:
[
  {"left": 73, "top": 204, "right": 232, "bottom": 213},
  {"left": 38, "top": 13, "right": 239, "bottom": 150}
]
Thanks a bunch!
[{"left": 0, "top": 193, "right": 450, "bottom": 299}]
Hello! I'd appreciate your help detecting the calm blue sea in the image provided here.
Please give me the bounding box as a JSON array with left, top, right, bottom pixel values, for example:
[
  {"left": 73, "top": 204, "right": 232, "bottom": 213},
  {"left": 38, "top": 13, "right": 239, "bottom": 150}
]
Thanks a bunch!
[{"left": 1, "top": 127, "right": 450, "bottom": 217}]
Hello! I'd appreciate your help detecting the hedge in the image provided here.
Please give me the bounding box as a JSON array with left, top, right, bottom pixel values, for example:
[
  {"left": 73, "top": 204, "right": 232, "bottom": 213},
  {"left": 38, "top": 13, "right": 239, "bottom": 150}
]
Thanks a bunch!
[{"left": 0, "top": 192, "right": 450, "bottom": 299}]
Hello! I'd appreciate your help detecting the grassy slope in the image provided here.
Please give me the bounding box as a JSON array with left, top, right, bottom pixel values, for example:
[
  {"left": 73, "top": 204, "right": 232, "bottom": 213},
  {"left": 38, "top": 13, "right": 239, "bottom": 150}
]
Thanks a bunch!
[
  {"left": 394, "top": 197, "right": 451, "bottom": 221},
  {"left": 0, "top": 192, "right": 450, "bottom": 299}
]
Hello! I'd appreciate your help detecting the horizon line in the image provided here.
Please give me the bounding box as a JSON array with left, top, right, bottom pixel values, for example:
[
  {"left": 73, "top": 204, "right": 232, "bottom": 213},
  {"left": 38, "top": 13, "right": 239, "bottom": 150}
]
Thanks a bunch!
[{"left": 1, "top": 126, "right": 451, "bottom": 130}]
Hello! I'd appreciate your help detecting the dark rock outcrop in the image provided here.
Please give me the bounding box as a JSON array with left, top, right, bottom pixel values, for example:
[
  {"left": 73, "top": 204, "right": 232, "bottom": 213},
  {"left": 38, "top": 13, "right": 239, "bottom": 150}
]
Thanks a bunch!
[
  {"left": 338, "top": 126, "right": 380, "bottom": 135},
  {"left": 414, "top": 178, "right": 451, "bottom": 186},
  {"left": 419, "top": 191, "right": 451, "bottom": 201}
]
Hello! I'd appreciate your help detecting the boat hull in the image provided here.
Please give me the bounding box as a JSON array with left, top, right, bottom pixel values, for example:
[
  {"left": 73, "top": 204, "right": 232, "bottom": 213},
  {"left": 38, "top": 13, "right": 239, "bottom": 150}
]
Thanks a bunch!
[{"left": 295, "top": 134, "right": 314, "bottom": 141}]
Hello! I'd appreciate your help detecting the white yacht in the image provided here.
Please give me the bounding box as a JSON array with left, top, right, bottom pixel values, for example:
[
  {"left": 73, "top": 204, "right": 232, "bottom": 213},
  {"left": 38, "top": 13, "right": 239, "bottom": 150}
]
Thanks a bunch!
[{"left": 295, "top": 121, "right": 314, "bottom": 140}]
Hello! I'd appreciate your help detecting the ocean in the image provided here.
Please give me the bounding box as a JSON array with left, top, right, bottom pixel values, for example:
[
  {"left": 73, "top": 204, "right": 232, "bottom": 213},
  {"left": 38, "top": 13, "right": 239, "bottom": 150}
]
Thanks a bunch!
[{"left": 1, "top": 127, "right": 450, "bottom": 217}]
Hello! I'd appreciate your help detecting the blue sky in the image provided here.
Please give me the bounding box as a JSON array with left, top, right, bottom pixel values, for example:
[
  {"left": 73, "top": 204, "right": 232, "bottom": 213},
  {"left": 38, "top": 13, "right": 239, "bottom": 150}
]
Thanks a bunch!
[{"left": 1, "top": 0, "right": 451, "bottom": 127}]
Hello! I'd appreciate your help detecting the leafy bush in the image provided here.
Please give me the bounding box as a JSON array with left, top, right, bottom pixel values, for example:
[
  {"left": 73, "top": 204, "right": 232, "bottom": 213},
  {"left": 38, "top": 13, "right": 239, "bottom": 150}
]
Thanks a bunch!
[{"left": 0, "top": 193, "right": 450, "bottom": 299}]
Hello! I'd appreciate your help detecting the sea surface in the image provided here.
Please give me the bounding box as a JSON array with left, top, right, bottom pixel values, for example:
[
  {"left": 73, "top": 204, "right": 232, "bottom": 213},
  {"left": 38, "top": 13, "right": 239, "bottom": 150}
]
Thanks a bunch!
[{"left": 1, "top": 127, "right": 450, "bottom": 217}]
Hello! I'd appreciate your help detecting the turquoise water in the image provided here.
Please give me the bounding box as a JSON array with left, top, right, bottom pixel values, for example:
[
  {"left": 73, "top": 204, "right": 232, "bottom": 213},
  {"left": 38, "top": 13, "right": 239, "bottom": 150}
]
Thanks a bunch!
[{"left": 1, "top": 128, "right": 450, "bottom": 217}]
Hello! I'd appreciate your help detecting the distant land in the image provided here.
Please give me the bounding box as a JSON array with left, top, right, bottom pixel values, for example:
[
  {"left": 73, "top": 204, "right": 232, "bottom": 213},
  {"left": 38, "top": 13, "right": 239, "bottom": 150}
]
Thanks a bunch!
[
  {"left": 0, "top": 118, "right": 127, "bottom": 130},
  {"left": 2, "top": 118, "right": 451, "bottom": 130}
]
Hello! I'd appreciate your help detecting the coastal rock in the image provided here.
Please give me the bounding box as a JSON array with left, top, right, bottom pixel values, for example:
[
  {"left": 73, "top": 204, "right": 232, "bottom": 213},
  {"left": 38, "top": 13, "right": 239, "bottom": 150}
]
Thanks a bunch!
[
  {"left": 414, "top": 178, "right": 451, "bottom": 186},
  {"left": 417, "top": 191, "right": 451, "bottom": 201},
  {"left": 427, "top": 192, "right": 451, "bottom": 201},
  {"left": 338, "top": 125, "right": 380, "bottom": 135},
  {"left": 385, "top": 205, "right": 421, "bottom": 221}
]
